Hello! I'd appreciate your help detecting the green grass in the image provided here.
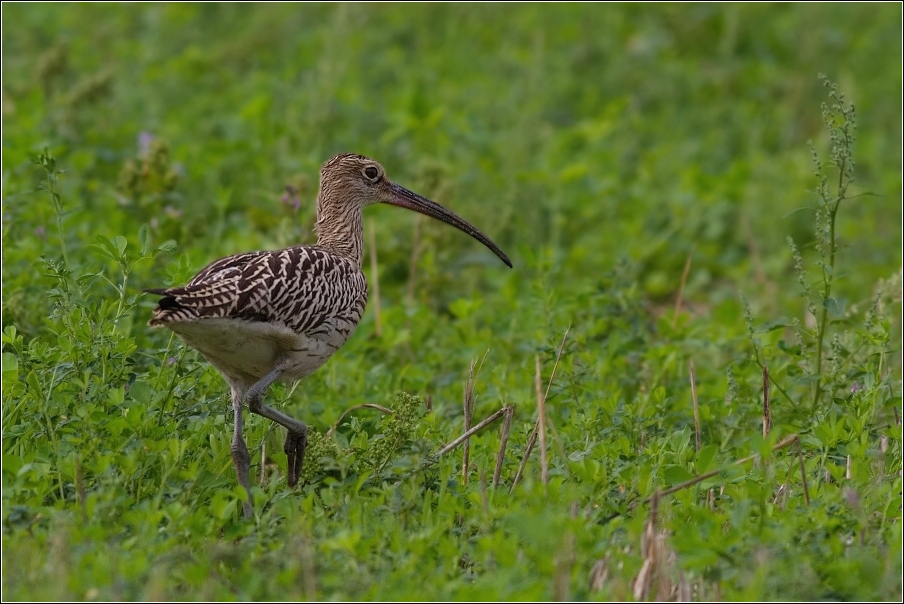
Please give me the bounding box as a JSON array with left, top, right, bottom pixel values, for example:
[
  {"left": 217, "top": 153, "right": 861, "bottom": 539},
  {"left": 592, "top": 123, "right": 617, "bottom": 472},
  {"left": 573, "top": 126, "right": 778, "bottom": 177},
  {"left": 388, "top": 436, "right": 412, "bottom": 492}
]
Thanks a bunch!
[{"left": 2, "top": 3, "right": 901, "bottom": 601}]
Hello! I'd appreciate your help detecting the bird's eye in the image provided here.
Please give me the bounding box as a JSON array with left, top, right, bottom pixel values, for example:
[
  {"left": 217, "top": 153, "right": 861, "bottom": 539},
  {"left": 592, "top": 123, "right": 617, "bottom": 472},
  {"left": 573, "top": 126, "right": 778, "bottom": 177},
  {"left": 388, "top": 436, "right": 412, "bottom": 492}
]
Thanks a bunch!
[{"left": 364, "top": 166, "right": 379, "bottom": 180}]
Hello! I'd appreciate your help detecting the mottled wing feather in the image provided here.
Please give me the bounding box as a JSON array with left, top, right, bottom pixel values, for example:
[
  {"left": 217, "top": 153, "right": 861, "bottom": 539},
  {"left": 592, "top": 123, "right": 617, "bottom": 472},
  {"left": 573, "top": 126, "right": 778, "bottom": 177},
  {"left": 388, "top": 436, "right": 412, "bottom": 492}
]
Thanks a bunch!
[
  {"left": 146, "top": 246, "right": 367, "bottom": 337},
  {"left": 187, "top": 250, "right": 267, "bottom": 286}
]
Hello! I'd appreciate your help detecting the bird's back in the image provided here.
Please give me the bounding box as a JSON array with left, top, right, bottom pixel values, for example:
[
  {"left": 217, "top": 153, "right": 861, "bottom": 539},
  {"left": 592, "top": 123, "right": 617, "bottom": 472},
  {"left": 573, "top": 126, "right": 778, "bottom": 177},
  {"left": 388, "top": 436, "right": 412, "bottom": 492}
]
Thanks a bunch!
[{"left": 148, "top": 245, "right": 368, "bottom": 386}]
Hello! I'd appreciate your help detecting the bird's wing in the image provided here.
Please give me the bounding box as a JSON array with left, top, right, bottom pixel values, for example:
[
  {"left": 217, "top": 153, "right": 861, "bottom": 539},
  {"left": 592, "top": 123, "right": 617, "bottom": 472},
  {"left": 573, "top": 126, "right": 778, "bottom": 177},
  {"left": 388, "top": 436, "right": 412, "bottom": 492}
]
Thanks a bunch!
[{"left": 146, "top": 246, "right": 366, "bottom": 334}]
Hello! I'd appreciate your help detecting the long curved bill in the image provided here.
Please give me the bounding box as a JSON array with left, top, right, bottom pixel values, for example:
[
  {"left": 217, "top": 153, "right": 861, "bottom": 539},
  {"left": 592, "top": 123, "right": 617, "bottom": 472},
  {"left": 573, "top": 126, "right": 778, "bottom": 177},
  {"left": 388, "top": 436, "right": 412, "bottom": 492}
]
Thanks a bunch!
[{"left": 385, "top": 182, "right": 513, "bottom": 268}]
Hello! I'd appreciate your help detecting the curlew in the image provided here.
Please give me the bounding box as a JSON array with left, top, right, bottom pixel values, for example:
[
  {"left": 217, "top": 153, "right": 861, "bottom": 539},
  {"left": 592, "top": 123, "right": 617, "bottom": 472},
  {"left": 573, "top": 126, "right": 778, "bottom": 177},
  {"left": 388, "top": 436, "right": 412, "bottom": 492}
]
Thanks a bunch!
[{"left": 146, "top": 153, "right": 511, "bottom": 517}]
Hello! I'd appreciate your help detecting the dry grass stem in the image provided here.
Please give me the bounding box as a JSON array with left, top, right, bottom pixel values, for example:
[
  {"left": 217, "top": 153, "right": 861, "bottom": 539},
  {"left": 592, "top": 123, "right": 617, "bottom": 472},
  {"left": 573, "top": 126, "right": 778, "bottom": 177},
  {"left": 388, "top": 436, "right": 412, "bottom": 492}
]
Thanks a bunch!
[
  {"left": 677, "top": 571, "right": 691, "bottom": 602},
  {"left": 510, "top": 429, "right": 538, "bottom": 494},
  {"left": 543, "top": 326, "right": 570, "bottom": 402},
  {"left": 461, "top": 350, "right": 489, "bottom": 485},
  {"left": 463, "top": 359, "right": 476, "bottom": 485},
  {"left": 435, "top": 407, "right": 508, "bottom": 457},
  {"left": 644, "top": 489, "right": 659, "bottom": 554},
  {"left": 589, "top": 557, "right": 610, "bottom": 592},
  {"left": 634, "top": 490, "right": 673, "bottom": 601},
  {"left": 509, "top": 326, "right": 571, "bottom": 492},
  {"left": 492, "top": 405, "right": 514, "bottom": 489},
  {"left": 608, "top": 434, "right": 804, "bottom": 521},
  {"left": 775, "top": 483, "right": 788, "bottom": 510},
  {"left": 689, "top": 360, "right": 701, "bottom": 451},
  {"left": 535, "top": 355, "right": 549, "bottom": 488},
  {"left": 260, "top": 440, "right": 267, "bottom": 487},
  {"left": 728, "top": 434, "right": 799, "bottom": 468}
]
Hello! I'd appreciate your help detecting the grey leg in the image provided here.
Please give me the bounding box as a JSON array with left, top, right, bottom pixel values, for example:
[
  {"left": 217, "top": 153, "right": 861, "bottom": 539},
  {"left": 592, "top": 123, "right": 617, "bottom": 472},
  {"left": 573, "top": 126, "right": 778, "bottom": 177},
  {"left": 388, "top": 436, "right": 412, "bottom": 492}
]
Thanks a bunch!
[
  {"left": 245, "top": 366, "right": 308, "bottom": 487},
  {"left": 230, "top": 387, "right": 254, "bottom": 519}
]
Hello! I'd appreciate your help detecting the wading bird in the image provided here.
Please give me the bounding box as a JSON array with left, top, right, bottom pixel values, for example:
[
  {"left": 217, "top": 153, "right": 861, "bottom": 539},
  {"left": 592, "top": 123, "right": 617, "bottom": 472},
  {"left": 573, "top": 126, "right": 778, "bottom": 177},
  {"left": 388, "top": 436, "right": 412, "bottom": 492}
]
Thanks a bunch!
[{"left": 146, "top": 153, "right": 511, "bottom": 517}]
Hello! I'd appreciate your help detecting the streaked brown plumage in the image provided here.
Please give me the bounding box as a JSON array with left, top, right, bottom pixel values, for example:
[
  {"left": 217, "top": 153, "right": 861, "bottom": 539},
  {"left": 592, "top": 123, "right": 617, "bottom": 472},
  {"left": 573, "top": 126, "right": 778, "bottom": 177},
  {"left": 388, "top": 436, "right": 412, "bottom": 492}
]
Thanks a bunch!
[{"left": 146, "top": 153, "right": 511, "bottom": 518}]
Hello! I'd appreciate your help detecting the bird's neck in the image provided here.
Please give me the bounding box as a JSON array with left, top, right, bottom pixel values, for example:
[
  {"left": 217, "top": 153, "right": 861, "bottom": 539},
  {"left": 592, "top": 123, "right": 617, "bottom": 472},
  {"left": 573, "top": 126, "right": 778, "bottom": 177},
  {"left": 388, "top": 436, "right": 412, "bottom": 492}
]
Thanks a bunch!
[{"left": 314, "top": 191, "right": 364, "bottom": 267}]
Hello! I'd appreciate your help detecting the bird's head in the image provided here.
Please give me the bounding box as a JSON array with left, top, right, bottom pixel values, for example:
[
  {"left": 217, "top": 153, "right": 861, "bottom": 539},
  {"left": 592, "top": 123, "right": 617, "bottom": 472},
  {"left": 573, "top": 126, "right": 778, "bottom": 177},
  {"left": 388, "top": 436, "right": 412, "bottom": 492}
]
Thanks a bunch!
[{"left": 317, "top": 153, "right": 512, "bottom": 268}]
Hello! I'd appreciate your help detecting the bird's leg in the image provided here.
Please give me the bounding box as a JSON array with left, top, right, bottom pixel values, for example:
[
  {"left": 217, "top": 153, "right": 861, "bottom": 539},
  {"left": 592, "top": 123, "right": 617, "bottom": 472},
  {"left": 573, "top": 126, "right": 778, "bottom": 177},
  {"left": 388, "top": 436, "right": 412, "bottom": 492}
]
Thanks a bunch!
[
  {"left": 230, "top": 387, "right": 254, "bottom": 519},
  {"left": 245, "top": 366, "right": 308, "bottom": 488}
]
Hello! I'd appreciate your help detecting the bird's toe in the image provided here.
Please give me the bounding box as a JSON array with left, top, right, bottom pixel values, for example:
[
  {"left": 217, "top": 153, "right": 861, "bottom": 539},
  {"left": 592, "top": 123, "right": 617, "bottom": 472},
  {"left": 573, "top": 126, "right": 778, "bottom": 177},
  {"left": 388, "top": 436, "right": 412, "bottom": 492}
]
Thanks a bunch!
[{"left": 284, "top": 428, "right": 307, "bottom": 487}]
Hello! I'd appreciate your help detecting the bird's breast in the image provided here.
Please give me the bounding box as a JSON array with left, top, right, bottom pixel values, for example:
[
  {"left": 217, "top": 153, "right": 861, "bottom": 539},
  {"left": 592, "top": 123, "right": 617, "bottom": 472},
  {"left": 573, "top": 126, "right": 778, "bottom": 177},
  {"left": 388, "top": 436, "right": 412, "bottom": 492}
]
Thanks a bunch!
[{"left": 170, "top": 314, "right": 358, "bottom": 387}]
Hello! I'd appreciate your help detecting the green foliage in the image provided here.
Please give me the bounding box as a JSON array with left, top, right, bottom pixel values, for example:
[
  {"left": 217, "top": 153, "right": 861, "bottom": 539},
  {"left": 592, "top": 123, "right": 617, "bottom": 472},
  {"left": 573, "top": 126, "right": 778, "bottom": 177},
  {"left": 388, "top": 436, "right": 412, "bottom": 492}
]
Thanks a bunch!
[
  {"left": 742, "top": 78, "right": 898, "bottom": 459},
  {"left": 2, "top": 4, "right": 901, "bottom": 601},
  {"left": 300, "top": 391, "right": 427, "bottom": 487}
]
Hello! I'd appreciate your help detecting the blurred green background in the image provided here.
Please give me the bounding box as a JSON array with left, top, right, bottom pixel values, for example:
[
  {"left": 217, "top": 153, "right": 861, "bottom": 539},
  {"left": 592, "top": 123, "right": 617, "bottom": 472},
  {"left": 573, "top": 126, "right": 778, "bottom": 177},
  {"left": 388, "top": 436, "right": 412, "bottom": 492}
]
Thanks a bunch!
[
  {"left": 3, "top": 3, "right": 900, "bottom": 311},
  {"left": 2, "top": 3, "right": 901, "bottom": 600}
]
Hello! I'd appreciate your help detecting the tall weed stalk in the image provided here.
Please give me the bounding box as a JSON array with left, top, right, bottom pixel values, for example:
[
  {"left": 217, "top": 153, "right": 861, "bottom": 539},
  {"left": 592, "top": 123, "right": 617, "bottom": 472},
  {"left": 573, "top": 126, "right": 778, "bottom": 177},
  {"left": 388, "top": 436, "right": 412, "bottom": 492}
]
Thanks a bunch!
[{"left": 744, "top": 76, "right": 897, "bottom": 422}]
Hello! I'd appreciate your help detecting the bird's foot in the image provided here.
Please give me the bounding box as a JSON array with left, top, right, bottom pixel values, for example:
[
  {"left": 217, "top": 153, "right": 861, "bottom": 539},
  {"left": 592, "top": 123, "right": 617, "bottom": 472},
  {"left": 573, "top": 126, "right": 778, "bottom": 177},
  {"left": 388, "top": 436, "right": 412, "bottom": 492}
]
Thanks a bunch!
[
  {"left": 231, "top": 436, "right": 255, "bottom": 519},
  {"left": 284, "top": 426, "right": 308, "bottom": 487}
]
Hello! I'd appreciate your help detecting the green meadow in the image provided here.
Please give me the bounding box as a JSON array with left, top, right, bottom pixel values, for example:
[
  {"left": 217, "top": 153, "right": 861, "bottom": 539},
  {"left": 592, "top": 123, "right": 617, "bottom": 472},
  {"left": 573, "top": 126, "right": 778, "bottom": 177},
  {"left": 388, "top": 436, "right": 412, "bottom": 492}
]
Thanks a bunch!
[{"left": 2, "top": 3, "right": 901, "bottom": 600}]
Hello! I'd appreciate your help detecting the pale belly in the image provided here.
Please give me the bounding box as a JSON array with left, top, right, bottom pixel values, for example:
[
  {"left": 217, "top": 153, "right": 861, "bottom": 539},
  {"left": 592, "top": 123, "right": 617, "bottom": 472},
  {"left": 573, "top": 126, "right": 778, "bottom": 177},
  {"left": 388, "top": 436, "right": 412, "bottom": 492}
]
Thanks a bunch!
[{"left": 169, "top": 317, "right": 356, "bottom": 387}]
